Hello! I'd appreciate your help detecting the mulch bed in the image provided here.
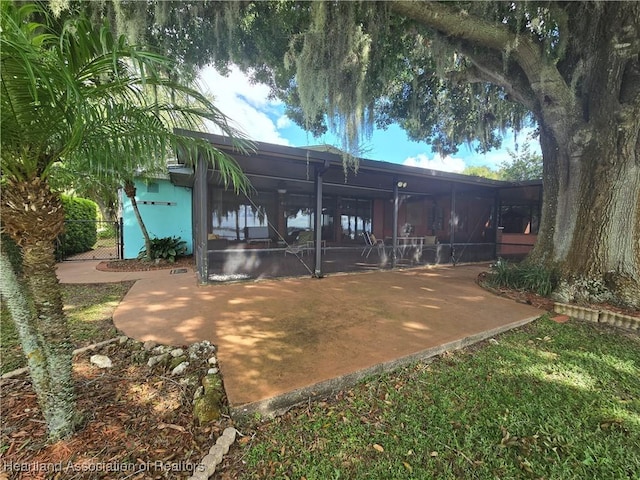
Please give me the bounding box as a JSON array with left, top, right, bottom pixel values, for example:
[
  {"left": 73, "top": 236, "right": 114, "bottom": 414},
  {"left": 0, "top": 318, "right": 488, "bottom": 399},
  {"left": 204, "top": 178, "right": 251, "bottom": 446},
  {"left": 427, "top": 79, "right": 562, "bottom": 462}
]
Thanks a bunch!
[
  {"left": 3, "top": 264, "right": 637, "bottom": 480},
  {"left": 96, "top": 256, "right": 195, "bottom": 273},
  {"left": 1, "top": 340, "right": 234, "bottom": 479}
]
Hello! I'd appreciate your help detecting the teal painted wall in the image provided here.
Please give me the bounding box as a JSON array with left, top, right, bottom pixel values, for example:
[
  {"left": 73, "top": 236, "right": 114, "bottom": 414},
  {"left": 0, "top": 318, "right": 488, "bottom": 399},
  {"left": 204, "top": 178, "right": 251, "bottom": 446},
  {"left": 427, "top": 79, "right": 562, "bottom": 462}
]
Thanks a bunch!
[{"left": 122, "top": 178, "right": 193, "bottom": 259}]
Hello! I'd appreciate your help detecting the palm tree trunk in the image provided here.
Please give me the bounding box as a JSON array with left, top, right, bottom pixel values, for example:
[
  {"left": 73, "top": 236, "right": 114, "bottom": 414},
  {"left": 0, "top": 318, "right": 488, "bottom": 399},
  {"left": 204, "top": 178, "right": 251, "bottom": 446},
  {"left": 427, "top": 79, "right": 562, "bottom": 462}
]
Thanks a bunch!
[
  {"left": 0, "top": 250, "right": 42, "bottom": 381},
  {"left": 1, "top": 178, "right": 79, "bottom": 440},
  {"left": 124, "top": 180, "right": 153, "bottom": 259}
]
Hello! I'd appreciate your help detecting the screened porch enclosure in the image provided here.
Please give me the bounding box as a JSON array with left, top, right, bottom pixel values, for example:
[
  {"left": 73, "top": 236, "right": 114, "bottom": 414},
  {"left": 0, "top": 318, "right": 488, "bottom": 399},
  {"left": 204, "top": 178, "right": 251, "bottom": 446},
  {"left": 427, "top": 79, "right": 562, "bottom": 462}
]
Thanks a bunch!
[
  {"left": 208, "top": 190, "right": 373, "bottom": 246},
  {"left": 172, "top": 132, "right": 541, "bottom": 283}
]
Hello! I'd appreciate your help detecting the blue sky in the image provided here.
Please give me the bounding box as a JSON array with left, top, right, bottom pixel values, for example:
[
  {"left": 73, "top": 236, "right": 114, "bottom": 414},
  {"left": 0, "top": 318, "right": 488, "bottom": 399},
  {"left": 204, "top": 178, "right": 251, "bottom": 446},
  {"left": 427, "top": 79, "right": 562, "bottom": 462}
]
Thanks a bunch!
[{"left": 198, "top": 65, "right": 540, "bottom": 173}]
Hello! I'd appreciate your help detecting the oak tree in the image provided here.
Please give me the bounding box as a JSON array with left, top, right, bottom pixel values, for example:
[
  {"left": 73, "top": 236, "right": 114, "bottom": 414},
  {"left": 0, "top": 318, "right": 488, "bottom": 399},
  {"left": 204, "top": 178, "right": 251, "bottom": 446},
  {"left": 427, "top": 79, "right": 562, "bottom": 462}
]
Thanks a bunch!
[{"left": 78, "top": 1, "right": 639, "bottom": 309}]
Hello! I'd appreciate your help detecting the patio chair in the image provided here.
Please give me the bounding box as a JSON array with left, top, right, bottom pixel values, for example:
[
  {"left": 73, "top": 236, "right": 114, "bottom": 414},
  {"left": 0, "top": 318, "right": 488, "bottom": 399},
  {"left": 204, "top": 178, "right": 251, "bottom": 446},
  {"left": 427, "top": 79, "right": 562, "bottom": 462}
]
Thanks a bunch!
[
  {"left": 423, "top": 236, "right": 438, "bottom": 247},
  {"left": 284, "top": 230, "right": 314, "bottom": 256},
  {"left": 361, "top": 231, "right": 385, "bottom": 258},
  {"left": 284, "top": 243, "right": 305, "bottom": 256}
]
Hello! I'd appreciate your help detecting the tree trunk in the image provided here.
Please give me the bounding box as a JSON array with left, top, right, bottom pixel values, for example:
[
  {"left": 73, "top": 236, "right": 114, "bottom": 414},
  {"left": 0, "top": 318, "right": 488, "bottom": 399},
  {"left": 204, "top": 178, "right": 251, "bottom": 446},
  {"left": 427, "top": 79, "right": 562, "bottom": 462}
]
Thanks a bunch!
[
  {"left": 1, "top": 178, "right": 80, "bottom": 440},
  {"left": 530, "top": 122, "right": 640, "bottom": 309},
  {"left": 123, "top": 180, "right": 153, "bottom": 259},
  {"left": 388, "top": 0, "right": 640, "bottom": 309}
]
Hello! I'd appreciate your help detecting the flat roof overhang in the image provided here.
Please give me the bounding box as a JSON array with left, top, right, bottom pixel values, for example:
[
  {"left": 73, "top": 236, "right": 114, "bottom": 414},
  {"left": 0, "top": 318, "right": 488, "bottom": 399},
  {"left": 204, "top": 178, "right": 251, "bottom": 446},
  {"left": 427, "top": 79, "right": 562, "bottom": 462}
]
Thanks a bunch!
[{"left": 172, "top": 130, "right": 541, "bottom": 200}]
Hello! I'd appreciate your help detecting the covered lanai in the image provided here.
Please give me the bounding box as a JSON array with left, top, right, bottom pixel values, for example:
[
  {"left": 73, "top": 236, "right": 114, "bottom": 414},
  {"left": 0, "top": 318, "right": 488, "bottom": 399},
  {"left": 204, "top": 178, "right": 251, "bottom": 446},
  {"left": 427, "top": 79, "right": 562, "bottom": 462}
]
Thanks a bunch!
[{"left": 170, "top": 131, "right": 541, "bottom": 284}]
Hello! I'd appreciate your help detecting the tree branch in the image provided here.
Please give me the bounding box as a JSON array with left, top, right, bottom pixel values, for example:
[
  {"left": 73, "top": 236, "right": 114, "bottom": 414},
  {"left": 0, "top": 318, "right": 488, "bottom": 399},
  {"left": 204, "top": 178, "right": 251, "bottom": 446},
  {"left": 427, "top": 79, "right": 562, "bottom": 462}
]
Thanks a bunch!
[
  {"left": 391, "top": 1, "right": 516, "bottom": 53},
  {"left": 447, "top": 40, "right": 538, "bottom": 113},
  {"left": 390, "top": 0, "right": 579, "bottom": 138}
]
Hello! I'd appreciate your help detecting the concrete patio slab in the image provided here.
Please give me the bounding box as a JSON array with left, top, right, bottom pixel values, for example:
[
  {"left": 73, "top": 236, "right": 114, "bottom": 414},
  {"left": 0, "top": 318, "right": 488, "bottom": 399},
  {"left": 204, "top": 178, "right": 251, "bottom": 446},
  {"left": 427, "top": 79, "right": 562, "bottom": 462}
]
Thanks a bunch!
[{"left": 96, "top": 263, "right": 543, "bottom": 417}]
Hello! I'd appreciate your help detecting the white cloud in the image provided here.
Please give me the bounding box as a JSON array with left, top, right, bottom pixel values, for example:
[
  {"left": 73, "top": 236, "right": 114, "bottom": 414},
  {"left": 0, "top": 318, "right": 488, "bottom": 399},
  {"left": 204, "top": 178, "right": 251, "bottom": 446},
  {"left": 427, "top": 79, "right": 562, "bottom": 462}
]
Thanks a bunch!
[
  {"left": 403, "top": 153, "right": 466, "bottom": 173},
  {"left": 276, "top": 115, "right": 292, "bottom": 129},
  {"left": 197, "top": 65, "right": 290, "bottom": 145}
]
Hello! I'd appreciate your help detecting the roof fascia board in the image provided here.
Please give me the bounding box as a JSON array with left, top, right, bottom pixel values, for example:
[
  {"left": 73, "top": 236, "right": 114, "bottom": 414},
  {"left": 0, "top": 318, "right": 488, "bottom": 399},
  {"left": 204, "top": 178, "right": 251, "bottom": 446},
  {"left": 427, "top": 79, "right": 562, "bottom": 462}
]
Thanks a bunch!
[{"left": 174, "top": 129, "right": 535, "bottom": 189}]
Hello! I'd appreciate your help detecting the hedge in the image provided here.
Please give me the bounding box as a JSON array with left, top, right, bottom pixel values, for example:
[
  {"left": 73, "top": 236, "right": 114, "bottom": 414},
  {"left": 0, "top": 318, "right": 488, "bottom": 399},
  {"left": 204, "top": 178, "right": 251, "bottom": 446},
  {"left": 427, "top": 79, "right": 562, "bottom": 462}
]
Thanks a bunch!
[{"left": 57, "top": 195, "right": 98, "bottom": 257}]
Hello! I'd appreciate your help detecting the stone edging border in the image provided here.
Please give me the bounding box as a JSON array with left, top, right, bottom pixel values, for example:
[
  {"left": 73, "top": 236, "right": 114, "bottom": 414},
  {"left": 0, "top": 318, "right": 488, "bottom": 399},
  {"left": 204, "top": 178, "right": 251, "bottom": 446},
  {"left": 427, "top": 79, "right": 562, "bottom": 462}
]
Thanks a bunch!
[
  {"left": 554, "top": 303, "right": 640, "bottom": 331},
  {"left": 2, "top": 336, "right": 237, "bottom": 480},
  {"left": 187, "top": 427, "right": 237, "bottom": 480}
]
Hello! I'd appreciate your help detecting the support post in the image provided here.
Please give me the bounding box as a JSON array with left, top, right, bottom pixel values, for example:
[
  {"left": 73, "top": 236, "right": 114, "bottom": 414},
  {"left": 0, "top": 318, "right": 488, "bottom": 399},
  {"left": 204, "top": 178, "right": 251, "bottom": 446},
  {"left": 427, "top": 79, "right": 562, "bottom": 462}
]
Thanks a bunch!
[
  {"left": 392, "top": 178, "right": 399, "bottom": 269},
  {"left": 493, "top": 189, "right": 501, "bottom": 260},
  {"left": 313, "top": 163, "right": 327, "bottom": 278},
  {"left": 194, "top": 155, "right": 208, "bottom": 283},
  {"left": 449, "top": 183, "right": 457, "bottom": 265},
  {"left": 118, "top": 217, "right": 124, "bottom": 260}
]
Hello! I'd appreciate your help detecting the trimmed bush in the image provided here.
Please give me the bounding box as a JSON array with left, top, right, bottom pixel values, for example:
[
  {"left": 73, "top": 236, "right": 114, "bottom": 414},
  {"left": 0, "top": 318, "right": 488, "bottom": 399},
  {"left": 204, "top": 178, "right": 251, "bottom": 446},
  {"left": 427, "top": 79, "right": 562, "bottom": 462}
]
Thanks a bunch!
[{"left": 57, "top": 195, "right": 98, "bottom": 257}]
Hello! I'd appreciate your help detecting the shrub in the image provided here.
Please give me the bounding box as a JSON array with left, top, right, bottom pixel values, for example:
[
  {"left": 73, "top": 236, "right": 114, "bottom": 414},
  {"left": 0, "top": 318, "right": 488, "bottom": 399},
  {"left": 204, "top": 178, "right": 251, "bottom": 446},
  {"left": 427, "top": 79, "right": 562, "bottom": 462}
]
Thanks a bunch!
[
  {"left": 56, "top": 195, "right": 98, "bottom": 258},
  {"left": 97, "top": 223, "right": 117, "bottom": 240},
  {"left": 487, "top": 258, "right": 558, "bottom": 297},
  {"left": 138, "top": 236, "right": 187, "bottom": 263}
]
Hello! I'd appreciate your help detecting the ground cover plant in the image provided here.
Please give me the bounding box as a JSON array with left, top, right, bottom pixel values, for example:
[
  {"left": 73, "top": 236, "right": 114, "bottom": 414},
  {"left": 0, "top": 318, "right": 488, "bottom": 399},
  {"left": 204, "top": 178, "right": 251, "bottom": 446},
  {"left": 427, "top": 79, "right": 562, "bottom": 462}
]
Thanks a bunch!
[
  {"left": 219, "top": 318, "right": 640, "bottom": 479},
  {"left": 486, "top": 259, "right": 559, "bottom": 297}
]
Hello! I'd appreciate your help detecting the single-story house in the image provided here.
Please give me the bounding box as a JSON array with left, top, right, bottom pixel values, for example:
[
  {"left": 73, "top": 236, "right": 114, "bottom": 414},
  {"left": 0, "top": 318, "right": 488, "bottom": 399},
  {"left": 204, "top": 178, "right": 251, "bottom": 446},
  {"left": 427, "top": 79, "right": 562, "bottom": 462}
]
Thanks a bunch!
[{"left": 121, "top": 131, "right": 542, "bottom": 283}]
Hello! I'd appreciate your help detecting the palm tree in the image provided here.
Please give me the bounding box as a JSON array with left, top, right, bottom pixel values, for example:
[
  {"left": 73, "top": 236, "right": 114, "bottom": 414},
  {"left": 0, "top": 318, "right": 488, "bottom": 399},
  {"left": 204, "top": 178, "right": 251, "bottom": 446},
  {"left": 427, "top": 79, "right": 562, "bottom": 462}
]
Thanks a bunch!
[
  {"left": 123, "top": 178, "right": 153, "bottom": 259},
  {"left": 0, "top": 3, "right": 250, "bottom": 441}
]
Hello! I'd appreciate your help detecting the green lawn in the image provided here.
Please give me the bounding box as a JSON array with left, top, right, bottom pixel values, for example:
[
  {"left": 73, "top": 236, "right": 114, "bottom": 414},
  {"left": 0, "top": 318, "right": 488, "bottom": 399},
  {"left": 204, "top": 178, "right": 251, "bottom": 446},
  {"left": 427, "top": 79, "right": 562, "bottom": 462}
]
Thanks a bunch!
[
  {"left": 3, "top": 284, "right": 639, "bottom": 479},
  {"left": 1, "top": 282, "right": 133, "bottom": 375},
  {"left": 232, "top": 318, "right": 640, "bottom": 479}
]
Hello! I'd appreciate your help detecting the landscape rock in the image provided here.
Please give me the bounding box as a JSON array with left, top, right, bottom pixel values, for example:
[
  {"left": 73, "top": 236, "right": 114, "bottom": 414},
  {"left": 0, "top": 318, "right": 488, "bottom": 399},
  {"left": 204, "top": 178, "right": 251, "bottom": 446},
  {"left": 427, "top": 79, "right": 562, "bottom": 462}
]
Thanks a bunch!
[
  {"left": 201, "top": 374, "right": 222, "bottom": 392},
  {"left": 207, "top": 368, "right": 219, "bottom": 375},
  {"left": 207, "top": 356, "right": 218, "bottom": 365},
  {"left": 147, "top": 353, "right": 169, "bottom": 368},
  {"left": 193, "top": 386, "right": 204, "bottom": 403},
  {"left": 171, "top": 361, "right": 189, "bottom": 376},
  {"left": 90, "top": 355, "right": 113, "bottom": 369},
  {"left": 170, "top": 355, "right": 188, "bottom": 370},
  {"left": 152, "top": 345, "right": 171, "bottom": 355},
  {"left": 193, "top": 391, "right": 223, "bottom": 423},
  {"left": 143, "top": 340, "right": 157, "bottom": 351},
  {"left": 170, "top": 348, "right": 185, "bottom": 358}
]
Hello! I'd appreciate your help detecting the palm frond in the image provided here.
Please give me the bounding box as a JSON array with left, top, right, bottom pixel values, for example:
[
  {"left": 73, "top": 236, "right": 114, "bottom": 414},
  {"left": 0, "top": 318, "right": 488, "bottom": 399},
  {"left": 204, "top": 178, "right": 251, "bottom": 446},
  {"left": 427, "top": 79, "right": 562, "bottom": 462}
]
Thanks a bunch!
[{"left": 1, "top": 2, "right": 251, "bottom": 193}]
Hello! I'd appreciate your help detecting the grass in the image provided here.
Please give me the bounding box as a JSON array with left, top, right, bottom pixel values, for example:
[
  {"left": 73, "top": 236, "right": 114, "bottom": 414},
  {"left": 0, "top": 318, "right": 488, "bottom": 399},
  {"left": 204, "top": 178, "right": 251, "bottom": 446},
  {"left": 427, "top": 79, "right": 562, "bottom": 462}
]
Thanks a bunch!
[
  {"left": 232, "top": 318, "right": 640, "bottom": 479},
  {"left": 1, "top": 282, "right": 134, "bottom": 375},
  {"left": 2, "top": 279, "right": 639, "bottom": 478}
]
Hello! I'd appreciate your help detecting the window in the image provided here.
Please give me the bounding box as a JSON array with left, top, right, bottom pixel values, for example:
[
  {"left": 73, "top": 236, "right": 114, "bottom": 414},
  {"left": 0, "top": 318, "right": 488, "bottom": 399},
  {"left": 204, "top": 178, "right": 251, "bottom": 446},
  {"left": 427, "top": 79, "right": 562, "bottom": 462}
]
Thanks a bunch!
[
  {"left": 210, "top": 189, "right": 272, "bottom": 240},
  {"left": 500, "top": 205, "right": 539, "bottom": 234},
  {"left": 340, "top": 198, "right": 371, "bottom": 241}
]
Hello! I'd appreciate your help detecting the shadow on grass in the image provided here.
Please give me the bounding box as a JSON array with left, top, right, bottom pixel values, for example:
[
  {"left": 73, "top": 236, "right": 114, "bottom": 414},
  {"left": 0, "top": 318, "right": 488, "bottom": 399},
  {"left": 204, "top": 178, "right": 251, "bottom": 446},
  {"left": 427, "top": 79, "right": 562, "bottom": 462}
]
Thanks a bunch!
[{"left": 223, "top": 318, "right": 640, "bottom": 480}]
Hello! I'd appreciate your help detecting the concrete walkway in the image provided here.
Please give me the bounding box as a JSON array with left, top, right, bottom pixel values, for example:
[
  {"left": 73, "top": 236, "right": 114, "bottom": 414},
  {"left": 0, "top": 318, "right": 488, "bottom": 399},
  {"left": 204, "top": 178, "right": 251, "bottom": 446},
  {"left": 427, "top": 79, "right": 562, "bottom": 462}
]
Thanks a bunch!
[{"left": 56, "top": 261, "right": 544, "bottom": 418}]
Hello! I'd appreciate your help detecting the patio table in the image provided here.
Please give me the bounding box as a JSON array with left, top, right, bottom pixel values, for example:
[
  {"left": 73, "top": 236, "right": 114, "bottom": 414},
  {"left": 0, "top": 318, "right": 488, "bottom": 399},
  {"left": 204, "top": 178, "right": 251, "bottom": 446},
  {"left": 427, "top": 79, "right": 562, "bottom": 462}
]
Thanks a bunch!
[{"left": 387, "top": 236, "right": 425, "bottom": 259}]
